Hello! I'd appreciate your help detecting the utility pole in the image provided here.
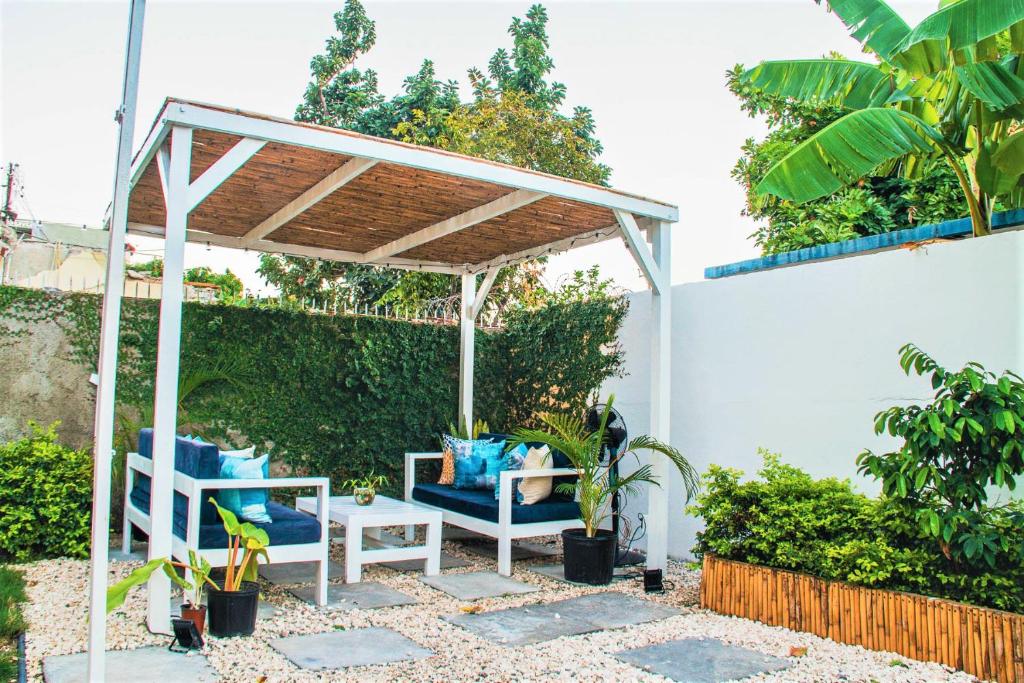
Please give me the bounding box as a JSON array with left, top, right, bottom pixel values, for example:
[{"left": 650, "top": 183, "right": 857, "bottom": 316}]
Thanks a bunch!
[{"left": 1, "top": 163, "right": 18, "bottom": 223}]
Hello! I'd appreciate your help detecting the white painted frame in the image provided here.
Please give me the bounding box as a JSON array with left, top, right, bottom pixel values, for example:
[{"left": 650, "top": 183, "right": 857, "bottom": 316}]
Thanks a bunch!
[
  {"left": 122, "top": 453, "right": 330, "bottom": 605},
  {"left": 403, "top": 452, "right": 583, "bottom": 576}
]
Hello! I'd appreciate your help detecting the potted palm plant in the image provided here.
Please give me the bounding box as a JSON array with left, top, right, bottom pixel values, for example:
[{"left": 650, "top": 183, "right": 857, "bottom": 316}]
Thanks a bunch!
[
  {"left": 105, "top": 550, "right": 216, "bottom": 636},
  {"left": 511, "top": 395, "right": 698, "bottom": 585}
]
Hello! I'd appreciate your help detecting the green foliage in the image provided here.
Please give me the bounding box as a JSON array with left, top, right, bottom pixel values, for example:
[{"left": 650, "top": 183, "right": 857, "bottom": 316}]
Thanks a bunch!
[
  {"left": 183, "top": 266, "right": 244, "bottom": 305},
  {"left": 741, "top": 0, "right": 1024, "bottom": 239},
  {"left": 266, "top": 1, "right": 609, "bottom": 311},
  {"left": 0, "top": 565, "right": 26, "bottom": 681},
  {"left": 857, "top": 344, "right": 1024, "bottom": 568},
  {"left": 0, "top": 422, "right": 93, "bottom": 562},
  {"left": 690, "top": 450, "right": 1024, "bottom": 613},
  {"left": 341, "top": 471, "right": 387, "bottom": 492},
  {"left": 209, "top": 497, "right": 270, "bottom": 589},
  {"left": 0, "top": 285, "right": 625, "bottom": 505},
  {"left": 511, "top": 395, "right": 698, "bottom": 537},
  {"left": 728, "top": 64, "right": 967, "bottom": 255}
]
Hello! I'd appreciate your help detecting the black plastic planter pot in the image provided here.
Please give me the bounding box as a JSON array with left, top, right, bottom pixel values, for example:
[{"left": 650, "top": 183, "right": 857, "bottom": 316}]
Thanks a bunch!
[
  {"left": 207, "top": 581, "right": 259, "bottom": 637},
  {"left": 562, "top": 529, "right": 616, "bottom": 585}
]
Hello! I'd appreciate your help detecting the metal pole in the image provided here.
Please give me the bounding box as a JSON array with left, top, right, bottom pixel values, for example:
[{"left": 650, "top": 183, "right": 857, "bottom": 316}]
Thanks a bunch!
[{"left": 87, "top": 0, "right": 146, "bottom": 679}]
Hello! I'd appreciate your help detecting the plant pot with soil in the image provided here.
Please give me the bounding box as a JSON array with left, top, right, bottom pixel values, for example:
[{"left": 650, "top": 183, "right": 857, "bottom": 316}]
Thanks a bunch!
[{"left": 511, "top": 395, "right": 699, "bottom": 586}]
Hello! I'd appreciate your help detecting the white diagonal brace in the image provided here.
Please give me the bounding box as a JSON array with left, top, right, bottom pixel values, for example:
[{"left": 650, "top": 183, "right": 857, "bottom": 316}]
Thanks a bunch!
[
  {"left": 156, "top": 144, "right": 171, "bottom": 209},
  {"left": 469, "top": 267, "right": 500, "bottom": 320},
  {"left": 615, "top": 209, "right": 663, "bottom": 295},
  {"left": 241, "top": 156, "right": 378, "bottom": 245},
  {"left": 363, "top": 189, "right": 546, "bottom": 263},
  {"left": 186, "top": 137, "right": 266, "bottom": 211}
]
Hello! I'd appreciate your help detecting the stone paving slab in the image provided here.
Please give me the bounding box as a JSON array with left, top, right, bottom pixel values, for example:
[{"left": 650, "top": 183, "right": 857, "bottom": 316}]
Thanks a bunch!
[
  {"left": 108, "top": 548, "right": 148, "bottom": 562},
  {"left": 442, "top": 526, "right": 488, "bottom": 541},
  {"left": 420, "top": 571, "right": 539, "bottom": 600},
  {"left": 259, "top": 560, "right": 344, "bottom": 585},
  {"left": 460, "top": 540, "right": 559, "bottom": 561},
  {"left": 44, "top": 646, "right": 218, "bottom": 682},
  {"left": 289, "top": 582, "right": 417, "bottom": 611},
  {"left": 269, "top": 627, "right": 432, "bottom": 670},
  {"left": 380, "top": 551, "right": 472, "bottom": 571},
  {"left": 613, "top": 637, "right": 791, "bottom": 682},
  {"left": 528, "top": 563, "right": 635, "bottom": 584},
  {"left": 444, "top": 592, "right": 678, "bottom": 646}
]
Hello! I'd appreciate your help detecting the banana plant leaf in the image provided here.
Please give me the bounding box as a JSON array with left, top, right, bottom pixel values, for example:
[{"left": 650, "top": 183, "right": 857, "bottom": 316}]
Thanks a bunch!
[
  {"left": 993, "top": 130, "right": 1024, "bottom": 176},
  {"left": 755, "top": 108, "right": 945, "bottom": 203},
  {"left": 814, "top": 0, "right": 911, "bottom": 61},
  {"left": 976, "top": 139, "right": 1023, "bottom": 198},
  {"left": 893, "top": 0, "right": 1024, "bottom": 75},
  {"left": 741, "top": 59, "right": 906, "bottom": 110},
  {"left": 955, "top": 61, "right": 1024, "bottom": 114}
]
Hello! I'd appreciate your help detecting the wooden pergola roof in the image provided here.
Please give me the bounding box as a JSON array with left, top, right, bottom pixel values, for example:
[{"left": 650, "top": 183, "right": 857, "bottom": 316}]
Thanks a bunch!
[{"left": 126, "top": 99, "right": 678, "bottom": 274}]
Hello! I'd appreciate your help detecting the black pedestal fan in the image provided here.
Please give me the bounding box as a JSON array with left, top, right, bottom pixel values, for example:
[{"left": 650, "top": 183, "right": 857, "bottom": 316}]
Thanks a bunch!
[{"left": 585, "top": 403, "right": 646, "bottom": 567}]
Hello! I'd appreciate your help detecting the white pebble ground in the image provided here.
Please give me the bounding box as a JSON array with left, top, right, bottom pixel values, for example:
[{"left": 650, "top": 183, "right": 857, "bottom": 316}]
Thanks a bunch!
[{"left": 19, "top": 533, "right": 978, "bottom": 682}]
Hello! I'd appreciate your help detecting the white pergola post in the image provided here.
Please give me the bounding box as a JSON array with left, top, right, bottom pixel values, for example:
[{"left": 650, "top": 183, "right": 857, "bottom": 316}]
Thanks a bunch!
[
  {"left": 646, "top": 220, "right": 672, "bottom": 571},
  {"left": 86, "top": 0, "right": 146, "bottom": 677},
  {"left": 458, "top": 273, "right": 476, "bottom": 430},
  {"left": 146, "top": 124, "right": 192, "bottom": 633}
]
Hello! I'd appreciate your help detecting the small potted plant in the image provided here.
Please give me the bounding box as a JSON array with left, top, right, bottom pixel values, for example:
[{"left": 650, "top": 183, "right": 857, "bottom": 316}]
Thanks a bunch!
[
  {"left": 105, "top": 549, "right": 216, "bottom": 635},
  {"left": 511, "top": 395, "right": 698, "bottom": 585},
  {"left": 205, "top": 497, "right": 270, "bottom": 637},
  {"left": 343, "top": 471, "right": 388, "bottom": 505},
  {"left": 106, "top": 498, "right": 270, "bottom": 638}
]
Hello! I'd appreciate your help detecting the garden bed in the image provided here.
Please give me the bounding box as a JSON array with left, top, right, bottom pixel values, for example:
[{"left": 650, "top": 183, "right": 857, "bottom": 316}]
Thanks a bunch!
[{"left": 701, "top": 554, "right": 1024, "bottom": 683}]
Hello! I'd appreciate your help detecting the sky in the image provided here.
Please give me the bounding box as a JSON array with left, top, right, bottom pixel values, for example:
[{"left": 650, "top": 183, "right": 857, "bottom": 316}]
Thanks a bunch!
[{"left": 1, "top": 0, "right": 937, "bottom": 294}]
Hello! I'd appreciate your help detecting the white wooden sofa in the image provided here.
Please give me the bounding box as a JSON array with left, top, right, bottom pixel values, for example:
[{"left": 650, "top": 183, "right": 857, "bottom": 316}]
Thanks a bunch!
[
  {"left": 122, "top": 429, "right": 330, "bottom": 605},
  {"left": 404, "top": 447, "right": 583, "bottom": 576}
]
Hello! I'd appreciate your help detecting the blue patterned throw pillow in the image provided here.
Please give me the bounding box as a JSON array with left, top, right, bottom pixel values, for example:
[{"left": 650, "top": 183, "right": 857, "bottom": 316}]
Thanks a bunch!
[
  {"left": 217, "top": 453, "right": 272, "bottom": 523},
  {"left": 495, "top": 443, "right": 529, "bottom": 500},
  {"left": 449, "top": 436, "right": 483, "bottom": 489},
  {"left": 478, "top": 440, "right": 507, "bottom": 490}
]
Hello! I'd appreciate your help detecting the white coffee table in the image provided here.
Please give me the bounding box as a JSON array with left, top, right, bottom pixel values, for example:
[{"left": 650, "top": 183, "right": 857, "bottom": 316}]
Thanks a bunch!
[{"left": 295, "top": 495, "right": 442, "bottom": 583}]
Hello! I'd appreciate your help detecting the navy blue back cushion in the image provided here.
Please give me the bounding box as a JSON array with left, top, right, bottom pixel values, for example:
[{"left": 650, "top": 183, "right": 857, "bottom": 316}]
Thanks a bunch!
[{"left": 130, "top": 428, "right": 221, "bottom": 527}]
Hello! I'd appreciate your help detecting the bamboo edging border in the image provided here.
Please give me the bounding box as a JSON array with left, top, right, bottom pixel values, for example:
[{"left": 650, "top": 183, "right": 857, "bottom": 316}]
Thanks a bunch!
[{"left": 700, "top": 555, "right": 1024, "bottom": 683}]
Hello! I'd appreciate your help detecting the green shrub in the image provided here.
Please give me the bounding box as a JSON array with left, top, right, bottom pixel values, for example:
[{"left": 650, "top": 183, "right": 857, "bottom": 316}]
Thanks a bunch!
[
  {"left": 0, "top": 422, "right": 92, "bottom": 561},
  {"left": 689, "top": 451, "right": 1024, "bottom": 613}
]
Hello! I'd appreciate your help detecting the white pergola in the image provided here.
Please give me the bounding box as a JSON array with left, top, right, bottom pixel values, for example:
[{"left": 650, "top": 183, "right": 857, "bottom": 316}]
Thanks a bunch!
[{"left": 87, "top": 96, "right": 677, "bottom": 674}]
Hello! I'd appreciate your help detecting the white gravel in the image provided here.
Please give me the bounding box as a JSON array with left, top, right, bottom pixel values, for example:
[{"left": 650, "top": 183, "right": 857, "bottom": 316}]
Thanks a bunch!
[{"left": 19, "top": 533, "right": 977, "bottom": 682}]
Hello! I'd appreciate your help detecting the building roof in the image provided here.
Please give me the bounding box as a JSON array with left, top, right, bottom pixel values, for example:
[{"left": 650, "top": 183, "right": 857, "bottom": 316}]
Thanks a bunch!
[{"left": 126, "top": 98, "right": 678, "bottom": 274}]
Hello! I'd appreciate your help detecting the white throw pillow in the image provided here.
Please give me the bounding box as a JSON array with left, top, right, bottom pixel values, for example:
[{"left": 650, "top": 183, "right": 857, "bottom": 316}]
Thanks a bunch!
[
  {"left": 517, "top": 446, "right": 552, "bottom": 505},
  {"left": 221, "top": 445, "right": 255, "bottom": 459}
]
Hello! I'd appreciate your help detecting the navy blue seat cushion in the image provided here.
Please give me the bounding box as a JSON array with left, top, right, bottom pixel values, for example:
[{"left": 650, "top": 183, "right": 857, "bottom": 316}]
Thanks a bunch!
[
  {"left": 191, "top": 502, "right": 321, "bottom": 549},
  {"left": 412, "top": 483, "right": 579, "bottom": 524},
  {"left": 130, "top": 429, "right": 221, "bottom": 527},
  {"left": 479, "top": 432, "right": 577, "bottom": 490}
]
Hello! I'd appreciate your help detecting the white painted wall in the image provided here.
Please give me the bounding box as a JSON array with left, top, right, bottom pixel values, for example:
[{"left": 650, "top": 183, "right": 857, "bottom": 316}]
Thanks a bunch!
[{"left": 604, "top": 230, "right": 1024, "bottom": 561}]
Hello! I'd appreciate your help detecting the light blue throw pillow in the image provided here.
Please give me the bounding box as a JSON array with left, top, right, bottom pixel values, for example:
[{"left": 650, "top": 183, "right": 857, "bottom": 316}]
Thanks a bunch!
[
  {"left": 217, "top": 454, "right": 272, "bottom": 524},
  {"left": 495, "top": 442, "right": 529, "bottom": 500},
  {"left": 478, "top": 440, "right": 507, "bottom": 490}
]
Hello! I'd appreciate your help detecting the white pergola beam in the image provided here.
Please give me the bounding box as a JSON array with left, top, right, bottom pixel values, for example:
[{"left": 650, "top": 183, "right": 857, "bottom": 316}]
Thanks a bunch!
[
  {"left": 128, "top": 222, "right": 463, "bottom": 275},
  {"left": 458, "top": 273, "right": 476, "bottom": 430},
  {"left": 646, "top": 220, "right": 672, "bottom": 572},
  {"left": 186, "top": 137, "right": 266, "bottom": 211},
  {"left": 363, "top": 190, "right": 545, "bottom": 263},
  {"left": 146, "top": 125, "right": 192, "bottom": 634},
  {"left": 241, "top": 157, "right": 378, "bottom": 245},
  {"left": 467, "top": 224, "right": 619, "bottom": 274},
  {"left": 156, "top": 144, "right": 170, "bottom": 207},
  {"left": 130, "top": 101, "right": 678, "bottom": 223},
  {"left": 470, "top": 268, "right": 500, "bottom": 320},
  {"left": 616, "top": 209, "right": 663, "bottom": 295}
]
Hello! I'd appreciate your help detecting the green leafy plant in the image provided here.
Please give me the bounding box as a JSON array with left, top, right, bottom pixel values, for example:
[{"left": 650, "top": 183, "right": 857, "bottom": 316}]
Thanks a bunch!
[
  {"left": 0, "top": 422, "right": 92, "bottom": 561},
  {"left": 447, "top": 418, "right": 490, "bottom": 441},
  {"left": 342, "top": 471, "right": 388, "bottom": 492},
  {"left": 105, "top": 551, "right": 218, "bottom": 614},
  {"left": 857, "top": 344, "right": 1024, "bottom": 567},
  {"left": 0, "top": 566, "right": 27, "bottom": 681},
  {"left": 741, "top": 0, "right": 1024, "bottom": 238},
  {"left": 208, "top": 498, "right": 270, "bottom": 591},
  {"left": 511, "top": 395, "right": 698, "bottom": 537}
]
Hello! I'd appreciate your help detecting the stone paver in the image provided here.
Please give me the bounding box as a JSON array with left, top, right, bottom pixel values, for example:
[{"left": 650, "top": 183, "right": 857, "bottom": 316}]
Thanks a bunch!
[
  {"left": 258, "top": 560, "right": 343, "bottom": 585},
  {"left": 420, "top": 570, "right": 539, "bottom": 600},
  {"left": 460, "top": 540, "right": 558, "bottom": 561},
  {"left": 442, "top": 526, "right": 488, "bottom": 541},
  {"left": 269, "top": 627, "right": 432, "bottom": 670},
  {"left": 614, "top": 637, "right": 791, "bottom": 682},
  {"left": 444, "top": 592, "right": 678, "bottom": 646},
  {"left": 529, "top": 563, "right": 635, "bottom": 584},
  {"left": 44, "top": 646, "right": 218, "bottom": 682},
  {"left": 289, "top": 582, "right": 417, "bottom": 611},
  {"left": 381, "top": 551, "right": 472, "bottom": 572}
]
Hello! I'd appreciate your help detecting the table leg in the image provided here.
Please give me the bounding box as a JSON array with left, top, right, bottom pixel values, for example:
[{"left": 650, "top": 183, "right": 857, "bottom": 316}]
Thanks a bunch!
[
  {"left": 365, "top": 526, "right": 382, "bottom": 541},
  {"left": 345, "top": 520, "right": 362, "bottom": 583},
  {"left": 425, "top": 517, "right": 441, "bottom": 576}
]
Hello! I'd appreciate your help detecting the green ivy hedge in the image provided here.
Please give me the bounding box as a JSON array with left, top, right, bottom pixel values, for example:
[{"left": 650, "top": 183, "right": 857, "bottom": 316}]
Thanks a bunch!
[{"left": 0, "top": 286, "right": 627, "bottom": 497}]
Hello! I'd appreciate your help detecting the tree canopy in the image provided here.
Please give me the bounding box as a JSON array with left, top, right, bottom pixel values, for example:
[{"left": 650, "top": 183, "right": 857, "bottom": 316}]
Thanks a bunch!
[{"left": 261, "top": 2, "right": 610, "bottom": 311}]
